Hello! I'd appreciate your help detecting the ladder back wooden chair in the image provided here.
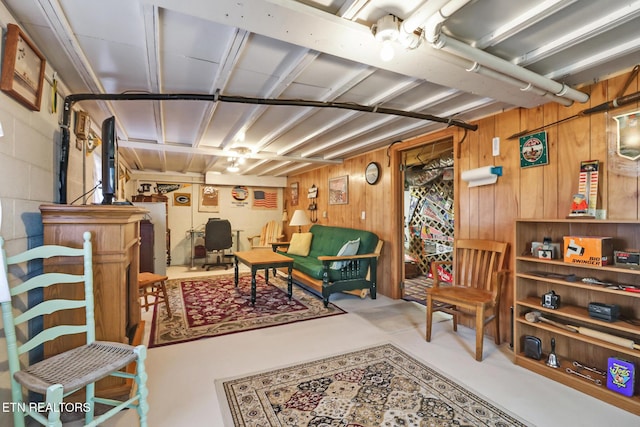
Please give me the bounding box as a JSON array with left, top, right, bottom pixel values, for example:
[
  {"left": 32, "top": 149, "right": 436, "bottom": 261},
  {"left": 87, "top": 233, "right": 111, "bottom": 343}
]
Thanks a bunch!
[
  {"left": 426, "top": 239, "right": 509, "bottom": 361},
  {"left": 0, "top": 231, "right": 149, "bottom": 427},
  {"left": 247, "top": 220, "right": 284, "bottom": 249}
]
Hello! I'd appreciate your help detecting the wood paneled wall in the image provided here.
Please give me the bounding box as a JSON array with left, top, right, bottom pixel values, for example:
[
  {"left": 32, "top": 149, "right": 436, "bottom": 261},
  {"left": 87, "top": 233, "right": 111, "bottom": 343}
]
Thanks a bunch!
[
  {"left": 286, "top": 71, "right": 639, "bottom": 342},
  {"left": 284, "top": 148, "right": 395, "bottom": 299}
]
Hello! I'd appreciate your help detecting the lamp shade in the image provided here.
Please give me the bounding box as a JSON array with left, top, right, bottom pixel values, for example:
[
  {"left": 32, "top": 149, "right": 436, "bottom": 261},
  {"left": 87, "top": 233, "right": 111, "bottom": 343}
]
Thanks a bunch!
[{"left": 289, "top": 209, "right": 311, "bottom": 230}]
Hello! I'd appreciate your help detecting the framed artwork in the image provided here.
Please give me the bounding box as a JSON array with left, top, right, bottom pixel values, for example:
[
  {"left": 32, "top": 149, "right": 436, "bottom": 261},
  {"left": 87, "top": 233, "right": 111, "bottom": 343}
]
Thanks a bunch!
[
  {"left": 199, "top": 185, "right": 219, "bottom": 212},
  {"left": 614, "top": 110, "right": 640, "bottom": 160},
  {"left": 519, "top": 131, "right": 549, "bottom": 168},
  {"left": 329, "top": 175, "right": 348, "bottom": 205},
  {"left": 0, "top": 24, "right": 46, "bottom": 111},
  {"left": 74, "top": 111, "right": 91, "bottom": 139},
  {"left": 290, "top": 182, "right": 299, "bottom": 206}
]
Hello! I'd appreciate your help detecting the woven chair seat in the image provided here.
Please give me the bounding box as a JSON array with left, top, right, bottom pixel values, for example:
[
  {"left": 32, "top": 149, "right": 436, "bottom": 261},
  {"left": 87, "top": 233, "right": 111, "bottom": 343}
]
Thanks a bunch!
[{"left": 14, "top": 341, "right": 137, "bottom": 395}]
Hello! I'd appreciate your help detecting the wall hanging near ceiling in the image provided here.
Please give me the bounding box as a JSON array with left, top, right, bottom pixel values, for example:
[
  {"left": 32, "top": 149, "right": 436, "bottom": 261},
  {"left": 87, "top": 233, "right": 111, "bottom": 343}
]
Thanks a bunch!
[
  {"left": 0, "top": 24, "right": 46, "bottom": 111},
  {"left": 290, "top": 182, "right": 299, "bottom": 206},
  {"left": 199, "top": 185, "right": 219, "bottom": 213},
  {"left": 174, "top": 193, "right": 191, "bottom": 206},
  {"left": 307, "top": 184, "right": 318, "bottom": 223}
]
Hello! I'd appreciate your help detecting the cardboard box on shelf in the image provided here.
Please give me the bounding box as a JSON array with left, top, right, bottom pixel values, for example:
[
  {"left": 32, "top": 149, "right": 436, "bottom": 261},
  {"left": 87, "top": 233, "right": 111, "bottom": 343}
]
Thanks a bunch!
[{"left": 563, "top": 236, "right": 613, "bottom": 266}]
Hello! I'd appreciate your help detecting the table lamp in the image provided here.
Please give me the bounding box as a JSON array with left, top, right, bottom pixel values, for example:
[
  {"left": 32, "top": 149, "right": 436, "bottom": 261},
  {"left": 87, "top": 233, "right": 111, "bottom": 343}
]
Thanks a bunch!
[{"left": 289, "top": 209, "right": 311, "bottom": 233}]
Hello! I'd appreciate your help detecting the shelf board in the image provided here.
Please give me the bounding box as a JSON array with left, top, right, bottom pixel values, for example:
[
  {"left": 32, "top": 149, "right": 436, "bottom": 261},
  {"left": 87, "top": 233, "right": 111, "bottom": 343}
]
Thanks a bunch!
[
  {"left": 515, "top": 317, "right": 640, "bottom": 359},
  {"left": 514, "top": 354, "right": 640, "bottom": 415},
  {"left": 515, "top": 218, "right": 640, "bottom": 225},
  {"left": 516, "top": 272, "right": 640, "bottom": 298},
  {"left": 517, "top": 297, "right": 640, "bottom": 335},
  {"left": 516, "top": 255, "right": 640, "bottom": 275}
]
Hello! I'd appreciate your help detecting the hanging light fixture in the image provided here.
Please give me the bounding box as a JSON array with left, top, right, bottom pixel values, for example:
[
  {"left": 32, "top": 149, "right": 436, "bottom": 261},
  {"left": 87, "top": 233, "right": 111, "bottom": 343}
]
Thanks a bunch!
[
  {"left": 371, "top": 14, "right": 400, "bottom": 61},
  {"left": 371, "top": 14, "right": 422, "bottom": 61},
  {"left": 225, "top": 146, "right": 251, "bottom": 172},
  {"left": 226, "top": 158, "right": 240, "bottom": 172}
]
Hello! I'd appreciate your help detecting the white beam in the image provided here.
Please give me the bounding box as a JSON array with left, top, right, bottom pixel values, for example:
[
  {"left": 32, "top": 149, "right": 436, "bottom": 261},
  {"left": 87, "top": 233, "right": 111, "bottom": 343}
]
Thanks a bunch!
[
  {"left": 119, "top": 139, "right": 342, "bottom": 164},
  {"left": 205, "top": 172, "right": 287, "bottom": 187},
  {"left": 151, "top": 0, "right": 551, "bottom": 108}
]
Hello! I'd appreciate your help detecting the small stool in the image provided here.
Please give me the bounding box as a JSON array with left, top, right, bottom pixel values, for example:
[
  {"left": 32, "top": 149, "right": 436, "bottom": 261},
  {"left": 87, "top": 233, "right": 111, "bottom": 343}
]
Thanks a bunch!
[{"left": 138, "top": 272, "right": 172, "bottom": 318}]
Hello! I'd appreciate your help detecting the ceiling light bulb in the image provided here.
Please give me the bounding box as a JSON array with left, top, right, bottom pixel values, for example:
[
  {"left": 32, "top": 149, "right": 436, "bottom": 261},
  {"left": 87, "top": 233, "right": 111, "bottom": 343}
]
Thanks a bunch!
[
  {"left": 237, "top": 157, "right": 246, "bottom": 164},
  {"left": 227, "top": 163, "right": 239, "bottom": 173},
  {"left": 380, "top": 40, "right": 395, "bottom": 61}
]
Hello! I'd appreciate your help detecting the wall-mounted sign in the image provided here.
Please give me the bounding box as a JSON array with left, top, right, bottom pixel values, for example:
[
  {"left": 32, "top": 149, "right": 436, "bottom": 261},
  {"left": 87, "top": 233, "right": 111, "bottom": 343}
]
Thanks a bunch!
[
  {"left": 519, "top": 131, "right": 548, "bottom": 168},
  {"left": 174, "top": 193, "right": 191, "bottom": 206},
  {"left": 232, "top": 186, "right": 248, "bottom": 201}
]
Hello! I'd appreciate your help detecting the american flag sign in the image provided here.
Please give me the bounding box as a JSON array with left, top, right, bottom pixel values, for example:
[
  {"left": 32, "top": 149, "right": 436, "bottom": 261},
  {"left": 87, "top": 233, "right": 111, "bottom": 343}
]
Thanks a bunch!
[{"left": 253, "top": 189, "right": 278, "bottom": 209}]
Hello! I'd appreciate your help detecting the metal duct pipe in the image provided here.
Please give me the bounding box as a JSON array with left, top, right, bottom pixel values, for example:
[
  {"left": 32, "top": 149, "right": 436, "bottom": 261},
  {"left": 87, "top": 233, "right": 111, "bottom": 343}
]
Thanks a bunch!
[
  {"left": 466, "top": 62, "right": 573, "bottom": 107},
  {"left": 414, "top": 0, "right": 589, "bottom": 104},
  {"left": 401, "top": 0, "right": 452, "bottom": 34}
]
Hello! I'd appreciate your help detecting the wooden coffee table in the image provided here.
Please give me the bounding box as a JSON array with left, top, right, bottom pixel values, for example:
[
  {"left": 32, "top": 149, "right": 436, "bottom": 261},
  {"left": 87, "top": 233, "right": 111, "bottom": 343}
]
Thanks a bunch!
[{"left": 234, "top": 250, "right": 294, "bottom": 305}]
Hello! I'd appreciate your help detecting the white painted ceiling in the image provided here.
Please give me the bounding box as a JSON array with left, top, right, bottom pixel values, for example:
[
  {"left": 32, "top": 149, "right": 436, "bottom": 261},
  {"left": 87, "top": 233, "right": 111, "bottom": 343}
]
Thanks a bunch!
[{"left": 4, "top": 0, "right": 640, "bottom": 178}]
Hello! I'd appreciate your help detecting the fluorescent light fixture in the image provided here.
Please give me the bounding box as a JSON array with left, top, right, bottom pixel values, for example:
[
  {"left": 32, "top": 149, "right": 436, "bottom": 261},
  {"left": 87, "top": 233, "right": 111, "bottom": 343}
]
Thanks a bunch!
[{"left": 0, "top": 121, "right": 4, "bottom": 138}]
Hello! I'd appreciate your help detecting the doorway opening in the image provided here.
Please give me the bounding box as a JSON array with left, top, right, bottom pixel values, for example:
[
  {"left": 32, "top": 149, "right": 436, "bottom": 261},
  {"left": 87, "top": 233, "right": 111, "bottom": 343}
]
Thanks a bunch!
[{"left": 401, "top": 137, "right": 454, "bottom": 305}]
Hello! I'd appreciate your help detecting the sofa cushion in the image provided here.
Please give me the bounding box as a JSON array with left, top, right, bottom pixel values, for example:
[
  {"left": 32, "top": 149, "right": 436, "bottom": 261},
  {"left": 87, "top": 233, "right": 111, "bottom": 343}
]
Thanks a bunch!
[
  {"left": 307, "top": 225, "right": 377, "bottom": 259},
  {"left": 330, "top": 238, "right": 360, "bottom": 270},
  {"left": 287, "top": 232, "right": 313, "bottom": 256}
]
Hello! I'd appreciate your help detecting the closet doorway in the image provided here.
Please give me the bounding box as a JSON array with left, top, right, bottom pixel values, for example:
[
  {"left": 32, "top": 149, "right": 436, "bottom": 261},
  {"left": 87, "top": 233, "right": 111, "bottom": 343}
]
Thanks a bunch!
[{"left": 402, "top": 137, "right": 454, "bottom": 304}]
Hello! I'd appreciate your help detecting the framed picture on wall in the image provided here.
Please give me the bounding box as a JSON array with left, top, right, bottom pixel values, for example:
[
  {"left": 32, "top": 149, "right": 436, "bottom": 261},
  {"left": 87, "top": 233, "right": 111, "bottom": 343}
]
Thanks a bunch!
[
  {"left": 614, "top": 110, "right": 640, "bottom": 160},
  {"left": 199, "top": 185, "right": 219, "bottom": 212},
  {"left": 519, "top": 131, "right": 548, "bottom": 168},
  {"left": 291, "top": 182, "right": 299, "bottom": 206},
  {"left": 329, "top": 175, "right": 348, "bottom": 205}
]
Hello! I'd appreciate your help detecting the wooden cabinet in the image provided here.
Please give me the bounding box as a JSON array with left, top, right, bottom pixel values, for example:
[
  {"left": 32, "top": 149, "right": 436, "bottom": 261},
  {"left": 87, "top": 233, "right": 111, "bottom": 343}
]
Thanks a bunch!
[
  {"left": 39, "top": 204, "right": 147, "bottom": 398},
  {"left": 514, "top": 219, "right": 640, "bottom": 415},
  {"left": 140, "top": 219, "right": 155, "bottom": 273}
]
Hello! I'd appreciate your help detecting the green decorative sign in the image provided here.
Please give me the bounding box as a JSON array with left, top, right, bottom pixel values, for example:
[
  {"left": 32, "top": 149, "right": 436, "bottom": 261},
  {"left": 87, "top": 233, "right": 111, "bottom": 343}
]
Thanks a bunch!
[{"left": 519, "top": 131, "right": 548, "bottom": 168}]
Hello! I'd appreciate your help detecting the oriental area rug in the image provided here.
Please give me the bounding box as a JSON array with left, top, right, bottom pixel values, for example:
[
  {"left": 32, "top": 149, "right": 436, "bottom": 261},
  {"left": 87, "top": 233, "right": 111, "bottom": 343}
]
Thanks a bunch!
[
  {"left": 148, "top": 273, "right": 345, "bottom": 348},
  {"left": 220, "top": 344, "right": 530, "bottom": 427}
]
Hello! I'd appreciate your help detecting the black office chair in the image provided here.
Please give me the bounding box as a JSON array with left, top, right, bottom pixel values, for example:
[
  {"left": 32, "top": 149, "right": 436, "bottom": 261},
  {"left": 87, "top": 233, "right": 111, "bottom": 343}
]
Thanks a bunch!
[{"left": 202, "top": 218, "right": 234, "bottom": 270}]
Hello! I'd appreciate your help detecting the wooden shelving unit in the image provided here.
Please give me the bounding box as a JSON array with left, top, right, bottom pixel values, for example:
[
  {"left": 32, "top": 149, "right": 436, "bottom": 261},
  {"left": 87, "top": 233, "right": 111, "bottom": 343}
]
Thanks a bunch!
[{"left": 514, "top": 219, "right": 640, "bottom": 415}]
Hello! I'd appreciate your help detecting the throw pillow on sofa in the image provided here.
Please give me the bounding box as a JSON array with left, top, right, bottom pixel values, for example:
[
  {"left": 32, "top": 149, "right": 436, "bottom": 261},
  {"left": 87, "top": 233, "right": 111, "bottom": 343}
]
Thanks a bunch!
[
  {"left": 288, "top": 232, "right": 313, "bottom": 256},
  {"left": 330, "top": 238, "right": 360, "bottom": 269}
]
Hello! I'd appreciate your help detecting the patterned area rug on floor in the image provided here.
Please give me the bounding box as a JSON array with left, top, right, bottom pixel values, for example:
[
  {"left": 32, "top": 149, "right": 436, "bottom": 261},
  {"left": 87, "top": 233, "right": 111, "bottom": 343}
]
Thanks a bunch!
[
  {"left": 220, "top": 344, "right": 530, "bottom": 427},
  {"left": 148, "top": 273, "right": 345, "bottom": 348}
]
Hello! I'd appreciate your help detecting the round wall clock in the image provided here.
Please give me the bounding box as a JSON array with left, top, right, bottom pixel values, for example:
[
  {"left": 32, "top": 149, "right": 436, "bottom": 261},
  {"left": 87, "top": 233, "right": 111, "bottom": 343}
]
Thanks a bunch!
[{"left": 365, "top": 162, "right": 380, "bottom": 185}]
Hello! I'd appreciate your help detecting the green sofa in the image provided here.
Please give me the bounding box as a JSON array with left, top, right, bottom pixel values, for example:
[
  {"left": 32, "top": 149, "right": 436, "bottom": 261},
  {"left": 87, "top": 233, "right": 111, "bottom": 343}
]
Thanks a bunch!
[{"left": 272, "top": 224, "right": 383, "bottom": 307}]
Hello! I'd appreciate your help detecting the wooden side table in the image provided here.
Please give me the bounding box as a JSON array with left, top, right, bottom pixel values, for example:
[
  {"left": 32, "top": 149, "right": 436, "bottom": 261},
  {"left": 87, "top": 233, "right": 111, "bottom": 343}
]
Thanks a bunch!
[{"left": 234, "top": 250, "right": 294, "bottom": 305}]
